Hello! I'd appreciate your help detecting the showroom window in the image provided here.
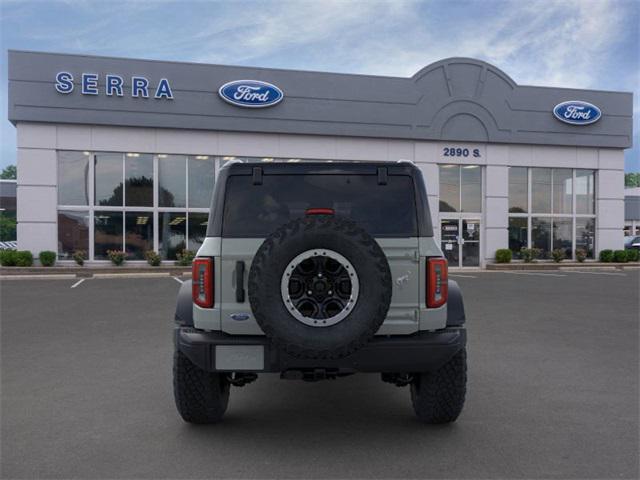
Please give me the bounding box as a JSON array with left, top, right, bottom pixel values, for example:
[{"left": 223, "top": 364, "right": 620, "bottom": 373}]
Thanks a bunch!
[
  {"left": 58, "top": 210, "right": 89, "bottom": 259},
  {"left": 439, "top": 165, "right": 482, "bottom": 213},
  {"left": 57, "top": 151, "right": 215, "bottom": 261},
  {"left": 508, "top": 167, "right": 596, "bottom": 259},
  {"left": 58, "top": 151, "right": 90, "bottom": 206}
]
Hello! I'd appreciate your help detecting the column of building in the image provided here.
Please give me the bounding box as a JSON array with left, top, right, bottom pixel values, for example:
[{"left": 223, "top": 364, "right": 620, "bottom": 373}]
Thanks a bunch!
[{"left": 16, "top": 123, "right": 59, "bottom": 255}]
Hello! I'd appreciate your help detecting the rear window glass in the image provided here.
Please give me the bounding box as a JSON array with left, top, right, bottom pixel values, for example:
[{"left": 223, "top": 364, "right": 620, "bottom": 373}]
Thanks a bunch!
[{"left": 222, "top": 174, "right": 418, "bottom": 237}]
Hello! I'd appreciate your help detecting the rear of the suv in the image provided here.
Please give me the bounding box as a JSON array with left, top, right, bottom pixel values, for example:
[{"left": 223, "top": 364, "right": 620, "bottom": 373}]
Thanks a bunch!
[{"left": 174, "top": 161, "right": 467, "bottom": 424}]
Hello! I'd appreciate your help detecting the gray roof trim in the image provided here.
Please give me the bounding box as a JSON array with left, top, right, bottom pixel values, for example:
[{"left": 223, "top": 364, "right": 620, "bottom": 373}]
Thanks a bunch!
[{"left": 7, "top": 50, "right": 633, "bottom": 149}]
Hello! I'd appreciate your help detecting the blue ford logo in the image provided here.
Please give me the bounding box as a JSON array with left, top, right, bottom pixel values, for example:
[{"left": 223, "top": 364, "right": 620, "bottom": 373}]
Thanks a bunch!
[
  {"left": 218, "top": 80, "right": 283, "bottom": 108},
  {"left": 553, "top": 100, "right": 601, "bottom": 125}
]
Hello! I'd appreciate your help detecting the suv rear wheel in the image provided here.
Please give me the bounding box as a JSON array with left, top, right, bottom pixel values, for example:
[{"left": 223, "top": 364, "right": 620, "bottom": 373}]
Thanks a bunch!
[
  {"left": 410, "top": 348, "right": 467, "bottom": 423},
  {"left": 173, "top": 350, "right": 230, "bottom": 424}
]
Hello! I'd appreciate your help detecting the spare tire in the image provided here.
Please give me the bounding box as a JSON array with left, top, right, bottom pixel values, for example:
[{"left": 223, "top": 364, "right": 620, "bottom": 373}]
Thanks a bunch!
[{"left": 248, "top": 215, "right": 392, "bottom": 359}]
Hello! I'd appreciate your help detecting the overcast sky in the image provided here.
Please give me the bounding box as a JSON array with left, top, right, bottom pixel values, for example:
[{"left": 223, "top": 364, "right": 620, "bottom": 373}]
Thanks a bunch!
[{"left": 1, "top": 0, "right": 638, "bottom": 171}]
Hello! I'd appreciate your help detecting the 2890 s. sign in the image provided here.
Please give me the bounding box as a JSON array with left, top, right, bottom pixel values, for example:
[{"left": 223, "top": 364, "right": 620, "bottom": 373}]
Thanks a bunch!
[
  {"left": 553, "top": 100, "right": 601, "bottom": 125},
  {"left": 218, "top": 80, "right": 284, "bottom": 108}
]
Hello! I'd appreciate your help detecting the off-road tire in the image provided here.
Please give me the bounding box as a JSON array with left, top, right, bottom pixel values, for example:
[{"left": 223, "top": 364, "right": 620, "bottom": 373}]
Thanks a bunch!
[
  {"left": 173, "top": 349, "right": 230, "bottom": 424},
  {"left": 248, "top": 215, "right": 392, "bottom": 359},
  {"left": 410, "top": 348, "right": 467, "bottom": 423}
]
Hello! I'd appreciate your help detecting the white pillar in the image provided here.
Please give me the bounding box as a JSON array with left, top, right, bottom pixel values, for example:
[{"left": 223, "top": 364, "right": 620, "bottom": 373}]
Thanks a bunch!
[
  {"left": 16, "top": 123, "right": 58, "bottom": 256},
  {"left": 415, "top": 142, "right": 440, "bottom": 243},
  {"left": 596, "top": 149, "right": 625, "bottom": 253},
  {"left": 484, "top": 165, "right": 509, "bottom": 263}
]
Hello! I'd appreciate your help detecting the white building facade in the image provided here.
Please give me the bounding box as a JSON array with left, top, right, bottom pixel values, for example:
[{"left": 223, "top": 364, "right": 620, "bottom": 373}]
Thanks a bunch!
[{"left": 8, "top": 51, "right": 633, "bottom": 267}]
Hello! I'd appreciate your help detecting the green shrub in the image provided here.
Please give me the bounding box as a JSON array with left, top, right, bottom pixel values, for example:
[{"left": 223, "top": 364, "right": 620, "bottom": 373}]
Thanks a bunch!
[
  {"left": 613, "top": 250, "right": 628, "bottom": 263},
  {"left": 575, "top": 249, "right": 587, "bottom": 263},
  {"left": 0, "top": 250, "right": 32, "bottom": 266},
  {"left": 520, "top": 247, "right": 543, "bottom": 263},
  {"left": 0, "top": 249, "right": 18, "bottom": 266},
  {"left": 599, "top": 249, "right": 614, "bottom": 262},
  {"left": 175, "top": 249, "right": 195, "bottom": 266},
  {"left": 495, "top": 249, "right": 512, "bottom": 263},
  {"left": 144, "top": 250, "right": 161, "bottom": 266},
  {"left": 626, "top": 249, "right": 639, "bottom": 262},
  {"left": 551, "top": 249, "right": 565, "bottom": 263},
  {"left": 107, "top": 250, "right": 127, "bottom": 266},
  {"left": 39, "top": 250, "right": 57, "bottom": 267},
  {"left": 520, "top": 248, "right": 534, "bottom": 263},
  {"left": 73, "top": 250, "right": 87, "bottom": 266},
  {"left": 15, "top": 250, "right": 34, "bottom": 267}
]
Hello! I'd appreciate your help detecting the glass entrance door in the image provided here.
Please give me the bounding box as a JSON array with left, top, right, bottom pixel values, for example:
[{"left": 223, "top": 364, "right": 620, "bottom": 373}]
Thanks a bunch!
[
  {"left": 461, "top": 219, "right": 480, "bottom": 267},
  {"left": 440, "top": 218, "right": 481, "bottom": 267},
  {"left": 440, "top": 219, "right": 459, "bottom": 266}
]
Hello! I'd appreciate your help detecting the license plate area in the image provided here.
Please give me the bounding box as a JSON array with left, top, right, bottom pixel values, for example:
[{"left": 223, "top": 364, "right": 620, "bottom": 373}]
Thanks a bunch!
[{"left": 215, "top": 345, "right": 264, "bottom": 371}]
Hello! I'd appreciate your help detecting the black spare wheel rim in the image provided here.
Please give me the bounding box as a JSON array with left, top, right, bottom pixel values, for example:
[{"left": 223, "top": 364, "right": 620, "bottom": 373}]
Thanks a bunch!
[
  {"left": 281, "top": 248, "right": 359, "bottom": 327},
  {"left": 248, "top": 215, "right": 392, "bottom": 359}
]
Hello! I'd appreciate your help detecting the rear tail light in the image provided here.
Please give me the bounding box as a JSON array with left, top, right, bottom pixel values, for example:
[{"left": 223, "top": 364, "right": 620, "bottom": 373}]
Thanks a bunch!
[
  {"left": 427, "top": 258, "right": 448, "bottom": 308},
  {"left": 305, "top": 208, "right": 335, "bottom": 215},
  {"left": 192, "top": 257, "right": 214, "bottom": 308}
]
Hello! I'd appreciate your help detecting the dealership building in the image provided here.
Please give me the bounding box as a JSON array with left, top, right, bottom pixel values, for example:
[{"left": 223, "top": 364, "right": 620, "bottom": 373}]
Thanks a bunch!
[{"left": 7, "top": 50, "right": 633, "bottom": 267}]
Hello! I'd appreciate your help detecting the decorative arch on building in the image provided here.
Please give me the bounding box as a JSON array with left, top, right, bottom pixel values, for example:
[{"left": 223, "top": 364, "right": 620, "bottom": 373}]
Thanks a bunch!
[
  {"left": 430, "top": 100, "right": 502, "bottom": 142},
  {"left": 412, "top": 57, "right": 517, "bottom": 92},
  {"left": 411, "top": 58, "right": 515, "bottom": 142}
]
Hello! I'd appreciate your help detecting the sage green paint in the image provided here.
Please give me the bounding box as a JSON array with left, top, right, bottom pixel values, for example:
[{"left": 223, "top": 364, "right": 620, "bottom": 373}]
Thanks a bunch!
[{"left": 193, "top": 236, "right": 447, "bottom": 333}]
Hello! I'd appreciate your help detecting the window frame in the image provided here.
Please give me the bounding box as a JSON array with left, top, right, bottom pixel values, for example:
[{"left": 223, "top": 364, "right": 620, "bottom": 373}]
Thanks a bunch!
[
  {"left": 438, "top": 164, "right": 483, "bottom": 214},
  {"left": 57, "top": 151, "right": 213, "bottom": 262},
  {"left": 507, "top": 167, "right": 596, "bottom": 260}
]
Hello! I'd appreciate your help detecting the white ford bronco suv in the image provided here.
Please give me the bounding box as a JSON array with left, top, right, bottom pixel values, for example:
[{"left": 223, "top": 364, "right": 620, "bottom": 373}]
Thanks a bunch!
[{"left": 174, "top": 161, "right": 467, "bottom": 424}]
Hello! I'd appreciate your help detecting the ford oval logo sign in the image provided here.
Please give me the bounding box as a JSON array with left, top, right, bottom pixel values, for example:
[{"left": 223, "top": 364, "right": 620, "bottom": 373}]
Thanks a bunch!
[
  {"left": 218, "top": 80, "right": 283, "bottom": 108},
  {"left": 553, "top": 100, "right": 601, "bottom": 125}
]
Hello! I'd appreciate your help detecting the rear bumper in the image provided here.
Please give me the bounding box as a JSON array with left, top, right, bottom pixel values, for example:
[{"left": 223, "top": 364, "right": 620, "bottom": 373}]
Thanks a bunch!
[{"left": 175, "top": 327, "right": 466, "bottom": 374}]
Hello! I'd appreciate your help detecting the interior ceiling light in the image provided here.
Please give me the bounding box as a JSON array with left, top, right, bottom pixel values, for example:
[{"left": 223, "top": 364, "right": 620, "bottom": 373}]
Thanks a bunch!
[{"left": 195, "top": 155, "right": 209, "bottom": 160}]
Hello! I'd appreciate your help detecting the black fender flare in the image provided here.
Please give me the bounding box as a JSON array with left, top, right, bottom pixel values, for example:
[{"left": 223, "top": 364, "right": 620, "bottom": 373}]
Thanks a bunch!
[
  {"left": 175, "top": 279, "right": 194, "bottom": 327},
  {"left": 446, "top": 280, "right": 466, "bottom": 326}
]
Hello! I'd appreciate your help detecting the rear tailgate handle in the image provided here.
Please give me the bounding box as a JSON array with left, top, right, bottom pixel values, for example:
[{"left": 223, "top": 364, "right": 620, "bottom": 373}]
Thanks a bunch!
[{"left": 235, "top": 261, "right": 245, "bottom": 303}]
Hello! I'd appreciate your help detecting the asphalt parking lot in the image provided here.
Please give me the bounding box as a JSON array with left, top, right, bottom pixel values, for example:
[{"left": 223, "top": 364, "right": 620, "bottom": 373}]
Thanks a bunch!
[{"left": 1, "top": 270, "right": 639, "bottom": 479}]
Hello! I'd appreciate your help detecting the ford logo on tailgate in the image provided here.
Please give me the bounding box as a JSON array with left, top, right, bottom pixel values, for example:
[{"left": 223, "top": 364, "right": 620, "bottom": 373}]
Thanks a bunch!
[
  {"left": 553, "top": 100, "right": 601, "bottom": 125},
  {"left": 218, "top": 80, "right": 284, "bottom": 108}
]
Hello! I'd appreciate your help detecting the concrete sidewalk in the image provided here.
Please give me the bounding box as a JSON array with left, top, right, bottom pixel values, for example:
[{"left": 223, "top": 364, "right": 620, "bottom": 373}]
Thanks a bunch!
[
  {"left": 486, "top": 261, "right": 639, "bottom": 271},
  {"left": 0, "top": 265, "right": 191, "bottom": 279}
]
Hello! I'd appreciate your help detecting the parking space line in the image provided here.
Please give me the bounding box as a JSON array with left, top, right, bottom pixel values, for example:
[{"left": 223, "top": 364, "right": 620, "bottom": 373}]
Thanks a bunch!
[
  {"left": 499, "top": 271, "right": 566, "bottom": 277},
  {"left": 450, "top": 274, "right": 477, "bottom": 278},
  {"left": 568, "top": 270, "right": 626, "bottom": 276},
  {"left": 172, "top": 276, "right": 184, "bottom": 284},
  {"left": 70, "top": 278, "right": 86, "bottom": 288}
]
